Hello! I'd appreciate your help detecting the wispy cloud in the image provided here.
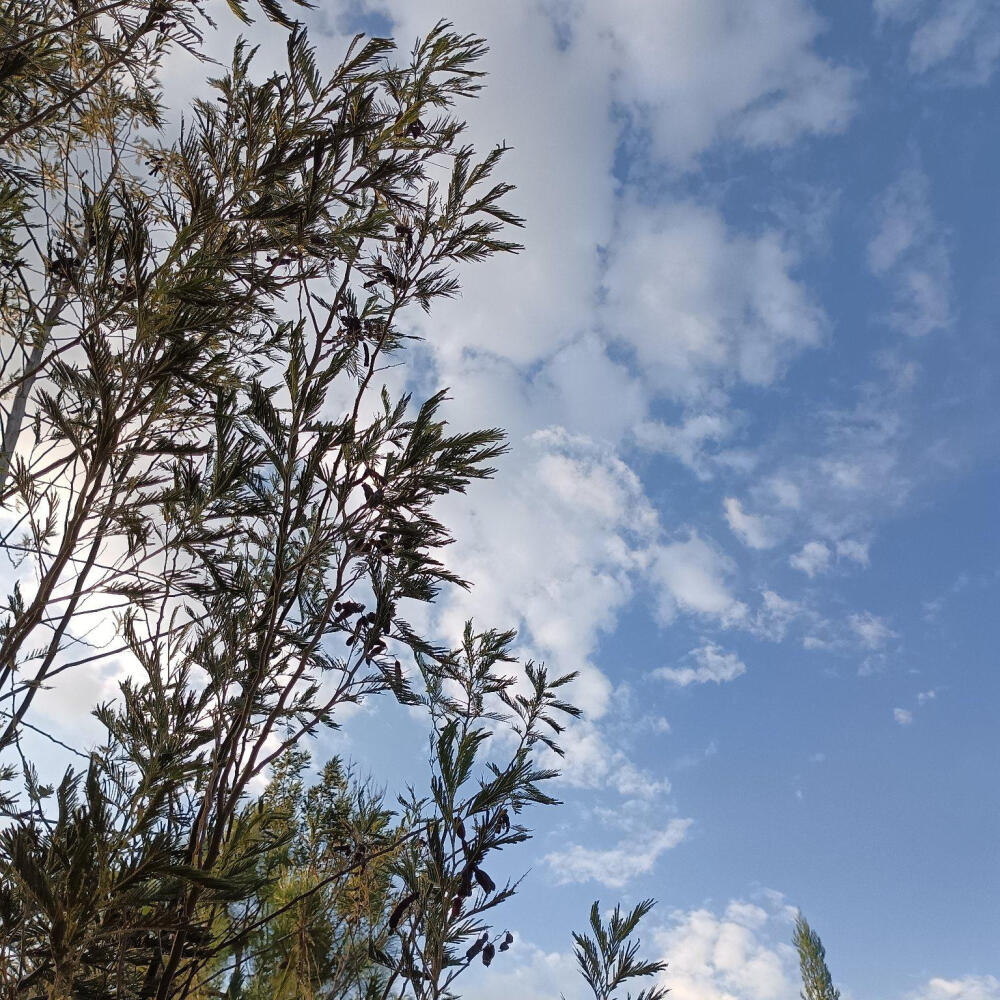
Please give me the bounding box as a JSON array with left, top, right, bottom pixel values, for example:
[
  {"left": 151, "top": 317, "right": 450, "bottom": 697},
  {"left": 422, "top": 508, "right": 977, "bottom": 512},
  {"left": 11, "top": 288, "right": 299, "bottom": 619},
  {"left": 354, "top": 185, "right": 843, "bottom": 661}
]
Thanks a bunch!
[
  {"left": 909, "top": 977, "right": 1000, "bottom": 1000},
  {"left": 790, "top": 540, "right": 832, "bottom": 577},
  {"left": 725, "top": 497, "right": 777, "bottom": 549},
  {"left": 654, "top": 642, "right": 748, "bottom": 686},
  {"left": 849, "top": 611, "right": 898, "bottom": 650},
  {"left": 544, "top": 818, "right": 692, "bottom": 888},
  {"left": 876, "top": 0, "right": 1000, "bottom": 84},
  {"left": 868, "top": 167, "right": 953, "bottom": 337},
  {"left": 652, "top": 532, "right": 748, "bottom": 625}
]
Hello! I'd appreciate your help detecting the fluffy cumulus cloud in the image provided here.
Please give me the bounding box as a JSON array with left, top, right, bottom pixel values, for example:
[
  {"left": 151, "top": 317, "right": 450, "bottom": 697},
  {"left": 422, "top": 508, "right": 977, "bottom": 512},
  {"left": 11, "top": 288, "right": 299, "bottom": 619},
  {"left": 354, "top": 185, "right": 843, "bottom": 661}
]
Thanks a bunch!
[
  {"left": 894, "top": 707, "right": 914, "bottom": 725},
  {"left": 544, "top": 817, "right": 692, "bottom": 888},
  {"left": 868, "top": 168, "right": 953, "bottom": 337},
  {"left": 466, "top": 895, "right": 805, "bottom": 1000},
  {"left": 654, "top": 642, "right": 748, "bottom": 686},
  {"left": 432, "top": 428, "right": 657, "bottom": 718},
  {"left": 602, "top": 197, "right": 826, "bottom": 400},
  {"left": 593, "top": 0, "right": 858, "bottom": 165},
  {"left": 875, "top": 0, "right": 1000, "bottom": 83},
  {"left": 651, "top": 898, "right": 798, "bottom": 1000}
]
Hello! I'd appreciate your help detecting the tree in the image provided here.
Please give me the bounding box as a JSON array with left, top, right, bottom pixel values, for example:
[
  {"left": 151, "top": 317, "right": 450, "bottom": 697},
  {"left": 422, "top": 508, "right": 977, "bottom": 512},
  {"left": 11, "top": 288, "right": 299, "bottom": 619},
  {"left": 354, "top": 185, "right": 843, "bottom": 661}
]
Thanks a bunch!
[
  {"left": 570, "top": 899, "right": 668, "bottom": 1000},
  {"left": 794, "top": 912, "right": 840, "bottom": 1000},
  {"left": 0, "top": 5, "right": 587, "bottom": 997}
]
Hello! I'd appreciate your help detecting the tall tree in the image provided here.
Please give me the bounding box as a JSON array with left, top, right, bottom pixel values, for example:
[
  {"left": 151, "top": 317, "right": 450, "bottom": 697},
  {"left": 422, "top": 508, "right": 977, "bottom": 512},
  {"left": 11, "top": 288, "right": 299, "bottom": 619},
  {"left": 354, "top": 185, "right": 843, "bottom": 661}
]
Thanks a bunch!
[
  {"left": 0, "top": 6, "right": 585, "bottom": 997},
  {"left": 794, "top": 912, "right": 840, "bottom": 1000}
]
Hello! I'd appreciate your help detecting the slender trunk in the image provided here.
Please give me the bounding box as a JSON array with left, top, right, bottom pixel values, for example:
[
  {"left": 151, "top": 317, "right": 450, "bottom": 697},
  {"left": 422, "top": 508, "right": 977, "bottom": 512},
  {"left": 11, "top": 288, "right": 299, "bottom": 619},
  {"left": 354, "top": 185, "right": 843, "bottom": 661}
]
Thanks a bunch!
[{"left": 0, "top": 289, "right": 66, "bottom": 497}]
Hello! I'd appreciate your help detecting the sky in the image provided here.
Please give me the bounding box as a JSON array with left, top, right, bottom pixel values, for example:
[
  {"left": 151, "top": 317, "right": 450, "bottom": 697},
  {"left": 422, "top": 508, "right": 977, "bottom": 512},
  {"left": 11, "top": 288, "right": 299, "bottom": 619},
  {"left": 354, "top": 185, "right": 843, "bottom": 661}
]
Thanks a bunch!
[{"left": 17, "top": 1, "right": 1000, "bottom": 998}]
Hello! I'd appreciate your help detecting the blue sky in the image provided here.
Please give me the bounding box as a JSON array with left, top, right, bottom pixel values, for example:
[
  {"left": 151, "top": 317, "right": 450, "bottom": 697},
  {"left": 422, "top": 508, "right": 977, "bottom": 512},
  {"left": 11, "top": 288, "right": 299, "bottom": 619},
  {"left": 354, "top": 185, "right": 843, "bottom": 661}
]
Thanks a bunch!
[
  {"left": 20, "top": 1, "right": 999, "bottom": 997},
  {"left": 324, "top": 2, "right": 998, "bottom": 996}
]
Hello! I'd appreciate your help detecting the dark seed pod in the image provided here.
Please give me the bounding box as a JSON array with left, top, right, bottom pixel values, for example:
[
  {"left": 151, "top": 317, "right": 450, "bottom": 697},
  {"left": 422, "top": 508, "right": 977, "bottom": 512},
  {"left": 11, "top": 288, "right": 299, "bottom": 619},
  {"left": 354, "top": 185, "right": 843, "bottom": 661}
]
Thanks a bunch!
[
  {"left": 459, "top": 867, "right": 473, "bottom": 898},
  {"left": 388, "top": 891, "right": 418, "bottom": 931},
  {"left": 465, "top": 936, "right": 483, "bottom": 961},
  {"left": 474, "top": 868, "right": 496, "bottom": 895},
  {"left": 482, "top": 942, "right": 496, "bottom": 967}
]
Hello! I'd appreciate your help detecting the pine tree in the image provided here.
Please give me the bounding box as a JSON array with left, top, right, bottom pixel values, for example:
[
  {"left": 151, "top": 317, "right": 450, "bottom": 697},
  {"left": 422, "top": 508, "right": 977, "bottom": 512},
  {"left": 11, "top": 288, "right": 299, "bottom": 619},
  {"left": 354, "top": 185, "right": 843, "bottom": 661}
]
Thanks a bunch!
[{"left": 794, "top": 912, "right": 840, "bottom": 1000}]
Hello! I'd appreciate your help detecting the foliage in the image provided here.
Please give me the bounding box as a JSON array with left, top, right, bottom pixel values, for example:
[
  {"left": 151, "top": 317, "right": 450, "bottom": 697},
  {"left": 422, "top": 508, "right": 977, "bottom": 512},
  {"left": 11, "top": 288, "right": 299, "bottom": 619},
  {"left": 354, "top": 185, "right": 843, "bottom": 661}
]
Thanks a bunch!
[
  {"left": 0, "top": 0, "right": 602, "bottom": 993},
  {"left": 0, "top": 1, "right": 680, "bottom": 997},
  {"left": 570, "top": 899, "right": 668, "bottom": 1000},
  {"left": 794, "top": 912, "right": 840, "bottom": 1000}
]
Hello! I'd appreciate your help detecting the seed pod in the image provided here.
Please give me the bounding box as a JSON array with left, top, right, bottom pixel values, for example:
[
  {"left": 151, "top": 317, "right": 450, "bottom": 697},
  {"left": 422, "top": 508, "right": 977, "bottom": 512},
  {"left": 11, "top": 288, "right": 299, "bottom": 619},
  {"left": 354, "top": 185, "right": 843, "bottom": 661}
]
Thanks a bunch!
[
  {"left": 459, "top": 867, "right": 473, "bottom": 898},
  {"left": 388, "top": 891, "right": 418, "bottom": 931},
  {"left": 474, "top": 868, "right": 496, "bottom": 895},
  {"left": 482, "top": 942, "right": 496, "bottom": 967}
]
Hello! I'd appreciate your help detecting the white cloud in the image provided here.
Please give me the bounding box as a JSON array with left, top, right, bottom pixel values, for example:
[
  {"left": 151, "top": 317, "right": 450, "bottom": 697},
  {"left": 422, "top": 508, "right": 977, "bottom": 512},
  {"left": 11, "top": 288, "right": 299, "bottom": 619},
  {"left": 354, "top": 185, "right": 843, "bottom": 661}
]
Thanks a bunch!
[
  {"left": 751, "top": 590, "right": 808, "bottom": 642},
  {"left": 652, "top": 898, "right": 798, "bottom": 1000},
  {"left": 894, "top": 707, "right": 914, "bottom": 725},
  {"left": 654, "top": 642, "right": 748, "bottom": 687},
  {"left": 868, "top": 168, "right": 952, "bottom": 337},
  {"left": 918, "top": 689, "right": 937, "bottom": 704},
  {"left": 769, "top": 478, "right": 802, "bottom": 509},
  {"left": 635, "top": 411, "right": 737, "bottom": 480},
  {"left": 602, "top": 198, "right": 826, "bottom": 402},
  {"left": 876, "top": 0, "right": 1000, "bottom": 84},
  {"left": 595, "top": 0, "right": 858, "bottom": 166},
  {"left": 455, "top": 939, "right": 581, "bottom": 1000},
  {"left": 747, "top": 365, "right": 919, "bottom": 552},
  {"left": 910, "top": 977, "right": 1000, "bottom": 1000},
  {"left": 652, "top": 532, "right": 748, "bottom": 625},
  {"left": 544, "top": 817, "right": 692, "bottom": 888},
  {"left": 724, "top": 497, "right": 776, "bottom": 549},
  {"left": 790, "top": 541, "right": 832, "bottom": 577},
  {"left": 836, "top": 538, "right": 870, "bottom": 566},
  {"left": 849, "top": 611, "right": 898, "bottom": 649},
  {"left": 430, "top": 428, "right": 662, "bottom": 720},
  {"left": 554, "top": 721, "right": 671, "bottom": 800}
]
